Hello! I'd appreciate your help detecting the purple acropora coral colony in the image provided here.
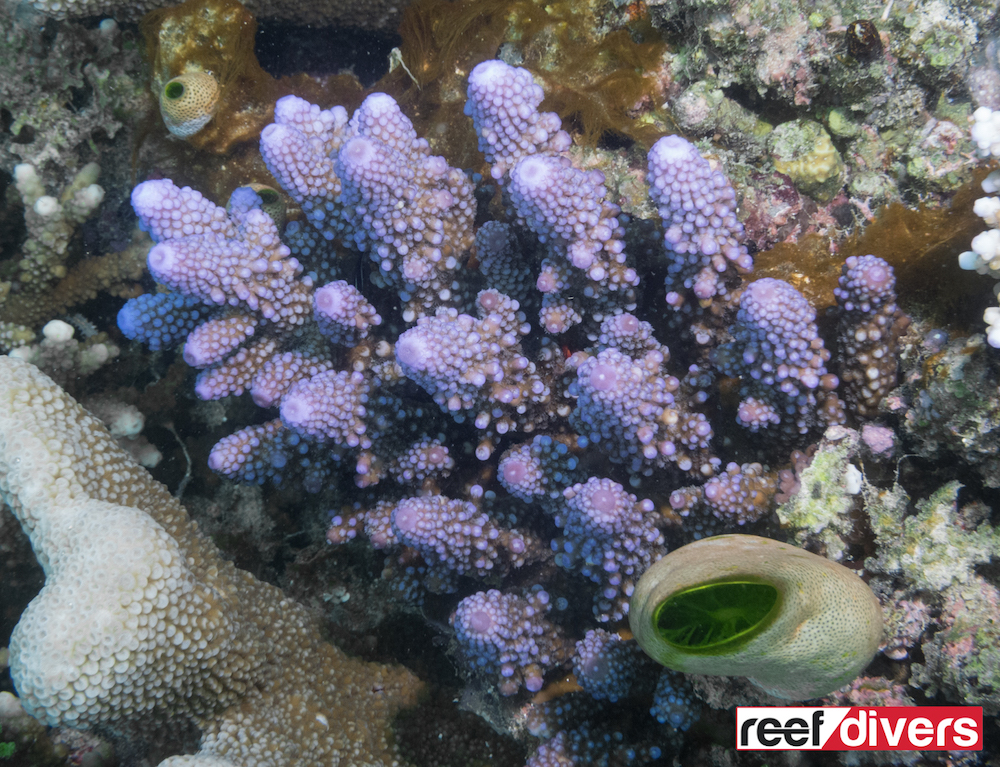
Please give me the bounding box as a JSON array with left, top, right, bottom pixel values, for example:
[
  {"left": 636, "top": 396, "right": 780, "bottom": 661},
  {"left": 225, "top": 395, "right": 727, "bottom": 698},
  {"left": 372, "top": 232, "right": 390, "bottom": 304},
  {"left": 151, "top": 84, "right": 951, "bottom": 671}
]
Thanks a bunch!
[
  {"left": 571, "top": 629, "right": 638, "bottom": 702},
  {"left": 452, "top": 587, "right": 568, "bottom": 696},
  {"left": 710, "top": 277, "right": 845, "bottom": 439},
  {"left": 834, "top": 254, "right": 909, "bottom": 418},
  {"left": 115, "top": 58, "right": 912, "bottom": 763},
  {"left": 647, "top": 134, "right": 754, "bottom": 309}
]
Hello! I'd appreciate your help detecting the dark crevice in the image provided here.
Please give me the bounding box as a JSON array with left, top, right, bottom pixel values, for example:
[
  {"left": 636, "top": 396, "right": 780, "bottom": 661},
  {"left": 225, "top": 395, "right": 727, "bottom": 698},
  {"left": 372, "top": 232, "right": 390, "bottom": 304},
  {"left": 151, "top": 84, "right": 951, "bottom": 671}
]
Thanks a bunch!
[{"left": 254, "top": 22, "right": 399, "bottom": 86}]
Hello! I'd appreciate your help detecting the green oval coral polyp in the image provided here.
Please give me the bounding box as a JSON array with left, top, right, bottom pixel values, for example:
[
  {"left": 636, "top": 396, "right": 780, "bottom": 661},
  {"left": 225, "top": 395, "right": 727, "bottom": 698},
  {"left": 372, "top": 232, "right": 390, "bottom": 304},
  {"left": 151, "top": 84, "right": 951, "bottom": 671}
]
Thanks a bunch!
[
  {"left": 653, "top": 580, "right": 781, "bottom": 655},
  {"left": 164, "top": 81, "right": 185, "bottom": 100}
]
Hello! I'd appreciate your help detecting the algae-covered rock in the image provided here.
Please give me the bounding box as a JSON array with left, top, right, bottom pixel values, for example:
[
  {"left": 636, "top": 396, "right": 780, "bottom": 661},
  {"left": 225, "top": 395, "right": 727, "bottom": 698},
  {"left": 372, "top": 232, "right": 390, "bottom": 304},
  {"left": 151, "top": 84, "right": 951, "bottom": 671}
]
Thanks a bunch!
[
  {"left": 769, "top": 119, "right": 845, "bottom": 202},
  {"left": 911, "top": 576, "right": 1000, "bottom": 714},
  {"left": 866, "top": 480, "right": 1000, "bottom": 591},
  {"left": 901, "top": 334, "right": 1000, "bottom": 488},
  {"left": 776, "top": 425, "right": 861, "bottom": 561}
]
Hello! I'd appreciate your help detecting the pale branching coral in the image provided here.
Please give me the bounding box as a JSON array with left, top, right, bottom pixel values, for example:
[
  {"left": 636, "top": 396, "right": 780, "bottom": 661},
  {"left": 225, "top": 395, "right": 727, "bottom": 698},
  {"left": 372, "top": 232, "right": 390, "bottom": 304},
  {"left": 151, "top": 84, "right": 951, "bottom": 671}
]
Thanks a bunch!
[
  {"left": 1, "top": 164, "right": 100, "bottom": 341},
  {"left": 970, "top": 105, "right": 1000, "bottom": 159},
  {"left": 0, "top": 356, "right": 421, "bottom": 766},
  {"left": 8, "top": 319, "right": 118, "bottom": 391},
  {"left": 1, "top": 165, "right": 147, "bottom": 348},
  {"left": 959, "top": 109, "right": 1000, "bottom": 345}
]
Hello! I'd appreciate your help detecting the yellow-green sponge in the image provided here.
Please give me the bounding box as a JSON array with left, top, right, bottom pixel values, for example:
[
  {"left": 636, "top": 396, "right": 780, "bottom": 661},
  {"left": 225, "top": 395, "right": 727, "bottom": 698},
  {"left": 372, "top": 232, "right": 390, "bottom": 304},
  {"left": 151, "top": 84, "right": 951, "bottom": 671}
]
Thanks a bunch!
[
  {"left": 629, "top": 534, "right": 883, "bottom": 700},
  {"left": 159, "top": 71, "right": 220, "bottom": 138}
]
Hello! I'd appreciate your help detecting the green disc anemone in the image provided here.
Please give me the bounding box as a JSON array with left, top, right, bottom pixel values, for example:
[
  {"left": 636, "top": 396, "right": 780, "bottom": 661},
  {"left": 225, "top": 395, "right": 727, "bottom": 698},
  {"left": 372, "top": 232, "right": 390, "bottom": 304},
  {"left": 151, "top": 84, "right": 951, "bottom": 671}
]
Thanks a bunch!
[{"left": 629, "top": 534, "right": 883, "bottom": 700}]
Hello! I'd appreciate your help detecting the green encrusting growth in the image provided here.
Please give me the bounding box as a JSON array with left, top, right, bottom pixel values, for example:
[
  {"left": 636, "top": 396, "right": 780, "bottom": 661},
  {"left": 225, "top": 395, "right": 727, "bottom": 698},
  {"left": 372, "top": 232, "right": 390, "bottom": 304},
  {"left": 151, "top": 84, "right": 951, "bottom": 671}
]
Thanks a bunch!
[{"left": 654, "top": 580, "right": 779, "bottom": 653}]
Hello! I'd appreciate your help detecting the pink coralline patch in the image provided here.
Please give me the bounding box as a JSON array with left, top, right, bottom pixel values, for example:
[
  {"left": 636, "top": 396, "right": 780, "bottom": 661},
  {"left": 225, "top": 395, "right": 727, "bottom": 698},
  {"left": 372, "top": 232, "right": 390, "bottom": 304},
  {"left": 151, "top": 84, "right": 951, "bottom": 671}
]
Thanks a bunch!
[
  {"left": 754, "top": 18, "right": 821, "bottom": 106},
  {"left": 882, "top": 595, "right": 931, "bottom": 660},
  {"left": 862, "top": 423, "right": 896, "bottom": 457},
  {"left": 775, "top": 446, "right": 817, "bottom": 504},
  {"left": 908, "top": 119, "right": 972, "bottom": 184},
  {"left": 739, "top": 175, "right": 860, "bottom": 254},
  {"left": 936, "top": 583, "right": 998, "bottom": 660},
  {"left": 738, "top": 171, "right": 812, "bottom": 251},
  {"left": 826, "top": 676, "right": 915, "bottom": 708},
  {"left": 947, "top": 635, "right": 976, "bottom": 657},
  {"left": 919, "top": 119, "right": 965, "bottom": 155}
]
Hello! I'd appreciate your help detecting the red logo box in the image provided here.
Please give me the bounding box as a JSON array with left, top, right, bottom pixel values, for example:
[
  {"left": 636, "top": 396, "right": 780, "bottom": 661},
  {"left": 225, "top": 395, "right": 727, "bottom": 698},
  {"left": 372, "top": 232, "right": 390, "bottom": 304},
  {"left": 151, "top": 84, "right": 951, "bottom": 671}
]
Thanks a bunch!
[{"left": 736, "top": 707, "right": 983, "bottom": 750}]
